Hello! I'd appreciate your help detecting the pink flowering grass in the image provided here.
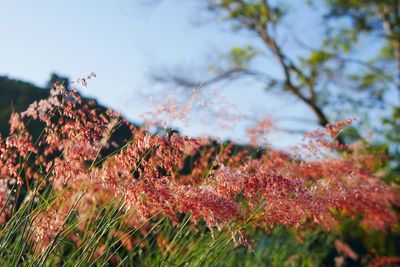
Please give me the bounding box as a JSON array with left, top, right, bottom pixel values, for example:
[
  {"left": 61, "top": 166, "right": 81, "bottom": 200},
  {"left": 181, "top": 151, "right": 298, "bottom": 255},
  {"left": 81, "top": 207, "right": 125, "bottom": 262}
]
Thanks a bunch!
[{"left": 0, "top": 81, "right": 398, "bottom": 266}]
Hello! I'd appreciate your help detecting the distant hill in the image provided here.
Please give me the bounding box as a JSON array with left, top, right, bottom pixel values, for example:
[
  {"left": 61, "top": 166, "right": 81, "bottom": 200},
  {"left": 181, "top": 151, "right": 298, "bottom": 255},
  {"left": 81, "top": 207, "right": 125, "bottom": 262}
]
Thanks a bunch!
[
  {"left": 0, "top": 75, "right": 50, "bottom": 136},
  {"left": 0, "top": 75, "right": 134, "bottom": 147}
]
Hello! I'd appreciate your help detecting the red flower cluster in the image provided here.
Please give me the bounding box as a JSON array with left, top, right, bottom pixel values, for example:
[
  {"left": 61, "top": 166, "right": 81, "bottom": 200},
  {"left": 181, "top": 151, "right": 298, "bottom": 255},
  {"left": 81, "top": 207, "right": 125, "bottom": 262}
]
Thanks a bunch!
[{"left": 0, "top": 83, "right": 398, "bottom": 252}]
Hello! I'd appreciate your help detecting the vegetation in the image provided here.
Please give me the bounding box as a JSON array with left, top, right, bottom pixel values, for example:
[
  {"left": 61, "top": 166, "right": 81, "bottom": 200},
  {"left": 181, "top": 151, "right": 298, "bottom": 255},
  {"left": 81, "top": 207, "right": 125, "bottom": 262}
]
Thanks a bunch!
[
  {"left": 0, "top": 0, "right": 399, "bottom": 266},
  {"left": 0, "top": 78, "right": 398, "bottom": 266}
]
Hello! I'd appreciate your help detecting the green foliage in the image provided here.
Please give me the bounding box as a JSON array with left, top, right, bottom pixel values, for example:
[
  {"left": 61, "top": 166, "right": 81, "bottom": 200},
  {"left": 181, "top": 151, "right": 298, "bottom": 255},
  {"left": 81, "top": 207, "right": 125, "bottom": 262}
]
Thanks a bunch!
[
  {"left": 225, "top": 45, "right": 260, "bottom": 69},
  {"left": 222, "top": 227, "right": 335, "bottom": 267},
  {"left": 380, "top": 42, "right": 396, "bottom": 60},
  {"left": 305, "top": 50, "right": 333, "bottom": 66},
  {"left": 208, "top": 0, "right": 285, "bottom": 29},
  {"left": 324, "top": 0, "right": 388, "bottom": 32},
  {"left": 383, "top": 106, "right": 400, "bottom": 183}
]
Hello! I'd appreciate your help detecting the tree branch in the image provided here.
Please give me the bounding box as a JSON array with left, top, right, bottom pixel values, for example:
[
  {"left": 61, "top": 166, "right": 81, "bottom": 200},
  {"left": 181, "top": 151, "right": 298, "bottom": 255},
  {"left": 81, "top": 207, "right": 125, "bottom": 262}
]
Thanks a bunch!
[{"left": 153, "top": 68, "right": 278, "bottom": 89}]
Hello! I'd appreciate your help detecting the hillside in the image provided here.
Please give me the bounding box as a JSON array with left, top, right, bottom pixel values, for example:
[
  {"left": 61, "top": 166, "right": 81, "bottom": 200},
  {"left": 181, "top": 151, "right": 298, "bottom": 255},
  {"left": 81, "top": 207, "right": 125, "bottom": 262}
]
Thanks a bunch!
[
  {"left": 0, "top": 76, "right": 50, "bottom": 136},
  {"left": 0, "top": 75, "right": 135, "bottom": 148}
]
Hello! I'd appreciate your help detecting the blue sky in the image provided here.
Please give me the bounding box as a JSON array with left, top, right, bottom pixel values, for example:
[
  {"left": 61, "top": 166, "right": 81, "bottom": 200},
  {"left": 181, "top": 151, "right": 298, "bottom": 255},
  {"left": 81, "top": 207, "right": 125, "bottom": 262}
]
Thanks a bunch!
[{"left": 0, "top": 0, "right": 326, "bottom": 147}]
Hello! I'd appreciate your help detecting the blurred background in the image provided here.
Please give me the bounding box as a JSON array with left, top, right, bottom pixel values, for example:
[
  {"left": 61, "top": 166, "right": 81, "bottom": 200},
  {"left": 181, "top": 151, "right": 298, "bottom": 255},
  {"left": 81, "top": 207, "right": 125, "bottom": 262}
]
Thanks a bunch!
[
  {"left": 0, "top": 0, "right": 398, "bottom": 149},
  {"left": 3, "top": 0, "right": 397, "bottom": 149}
]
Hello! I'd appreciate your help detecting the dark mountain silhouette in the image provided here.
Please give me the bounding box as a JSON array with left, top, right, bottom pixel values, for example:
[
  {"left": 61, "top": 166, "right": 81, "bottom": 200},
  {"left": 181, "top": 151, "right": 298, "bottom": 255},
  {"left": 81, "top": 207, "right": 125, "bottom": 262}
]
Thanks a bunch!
[
  {"left": 0, "top": 75, "right": 49, "bottom": 136},
  {"left": 0, "top": 74, "right": 134, "bottom": 148}
]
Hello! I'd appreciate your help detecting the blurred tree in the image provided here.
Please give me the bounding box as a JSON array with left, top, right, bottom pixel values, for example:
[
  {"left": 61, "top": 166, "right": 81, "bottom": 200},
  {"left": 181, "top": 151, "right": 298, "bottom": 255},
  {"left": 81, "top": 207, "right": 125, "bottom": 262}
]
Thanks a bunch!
[
  {"left": 153, "top": 0, "right": 399, "bottom": 135},
  {"left": 323, "top": 0, "right": 400, "bottom": 181},
  {"left": 47, "top": 73, "right": 70, "bottom": 90},
  {"left": 325, "top": 0, "right": 400, "bottom": 93}
]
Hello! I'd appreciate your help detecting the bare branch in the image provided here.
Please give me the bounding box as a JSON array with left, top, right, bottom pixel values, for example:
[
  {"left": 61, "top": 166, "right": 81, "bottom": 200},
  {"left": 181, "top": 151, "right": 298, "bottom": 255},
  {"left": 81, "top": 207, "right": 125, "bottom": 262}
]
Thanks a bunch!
[{"left": 152, "top": 68, "right": 279, "bottom": 89}]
